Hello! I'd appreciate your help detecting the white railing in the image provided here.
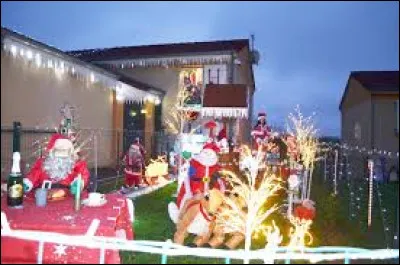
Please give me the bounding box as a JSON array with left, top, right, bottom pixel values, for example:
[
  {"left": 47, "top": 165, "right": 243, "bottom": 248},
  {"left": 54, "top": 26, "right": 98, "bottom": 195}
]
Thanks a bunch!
[{"left": 1, "top": 213, "right": 399, "bottom": 264}]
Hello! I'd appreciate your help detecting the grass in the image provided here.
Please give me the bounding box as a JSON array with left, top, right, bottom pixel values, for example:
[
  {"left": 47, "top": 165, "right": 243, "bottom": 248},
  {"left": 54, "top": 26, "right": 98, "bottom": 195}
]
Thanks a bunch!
[{"left": 111, "top": 169, "right": 398, "bottom": 264}]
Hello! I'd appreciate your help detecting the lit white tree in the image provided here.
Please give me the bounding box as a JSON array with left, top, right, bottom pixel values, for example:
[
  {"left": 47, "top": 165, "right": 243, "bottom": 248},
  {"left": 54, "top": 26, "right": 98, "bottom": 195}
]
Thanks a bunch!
[{"left": 216, "top": 145, "right": 283, "bottom": 264}]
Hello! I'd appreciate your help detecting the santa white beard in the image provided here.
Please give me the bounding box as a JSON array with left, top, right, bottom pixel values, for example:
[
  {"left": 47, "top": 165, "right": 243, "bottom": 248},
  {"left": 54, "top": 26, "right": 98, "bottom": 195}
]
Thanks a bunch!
[{"left": 43, "top": 155, "right": 75, "bottom": 182}]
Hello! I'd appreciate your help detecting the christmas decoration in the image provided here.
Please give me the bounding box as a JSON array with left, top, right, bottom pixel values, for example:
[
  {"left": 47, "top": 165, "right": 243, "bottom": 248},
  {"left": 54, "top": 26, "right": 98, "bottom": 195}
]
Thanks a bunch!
[
  {"left": 251, "top": 112, "right": 272, "bottom": 150},
  {"left": 201, "top": 107, "right": 248, "bottom": 118},
  {"left": 215, "top": 145, "right": 283, "bottom": 264},
  {"left": 2, "top": 35, "right": 160, "bottom": 104},
  {"left": 168, "top": 141, "right": 225, "bottom": 225},
  {"left": 121, "top": 139, "right": 146, "bottom": 192},
  {"left": 23, "top": 133, "right": 90, "bottom": 196},
  {"left": 171, "top": 188, "right": 225, "bottom": 247},
  {"left": 53, "top": 244, "right": 68, "bottom": 257},
  {"left": 145, "top": 156, "right": 169, "bottom": 185}
]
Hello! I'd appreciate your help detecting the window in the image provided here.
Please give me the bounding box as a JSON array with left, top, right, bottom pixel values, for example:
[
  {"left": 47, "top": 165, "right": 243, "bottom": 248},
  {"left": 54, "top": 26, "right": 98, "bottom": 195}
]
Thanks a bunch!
[{"left": 204, "top": 65, "right": 227, "bottom": 85}]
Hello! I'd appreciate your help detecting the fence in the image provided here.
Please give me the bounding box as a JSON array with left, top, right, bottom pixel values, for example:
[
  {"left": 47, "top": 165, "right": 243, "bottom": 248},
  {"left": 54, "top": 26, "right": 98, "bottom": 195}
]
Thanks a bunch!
[
  {"left": 1, "top": 125, "right": 175, "bottom": 190},
  {"left": 318, "top": 141, "right": 399, "bottom": 250},
  {"left": 1, "top": 212, "right": 398, "bottom": 264}
]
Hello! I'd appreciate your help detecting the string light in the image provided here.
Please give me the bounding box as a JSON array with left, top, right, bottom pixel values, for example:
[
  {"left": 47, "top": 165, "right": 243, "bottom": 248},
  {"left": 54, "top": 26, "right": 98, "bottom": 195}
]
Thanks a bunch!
[{"left": 2, "top": 35, "right": 161, "bottom": 103}]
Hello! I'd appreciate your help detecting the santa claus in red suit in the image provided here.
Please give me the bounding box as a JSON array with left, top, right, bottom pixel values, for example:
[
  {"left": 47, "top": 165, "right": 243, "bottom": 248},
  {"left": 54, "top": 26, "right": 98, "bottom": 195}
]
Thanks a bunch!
[
  {"left": 251, "top": 112, "right": 271, "bottom": 150},
  {"left": 121, "top": 138, "right": 146, "bottom": 191},
  {"left": 23, "top": 133, "right": 90, "bottom": 196},
  {"left": 168, "top": 141, "right": 226, "bottom": 222}
]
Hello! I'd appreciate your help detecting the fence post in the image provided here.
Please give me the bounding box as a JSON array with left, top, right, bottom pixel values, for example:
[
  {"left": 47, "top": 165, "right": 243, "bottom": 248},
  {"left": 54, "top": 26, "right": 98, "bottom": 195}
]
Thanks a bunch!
[{"left": 161, "top": 239, "right": 172, "bottom": 264}]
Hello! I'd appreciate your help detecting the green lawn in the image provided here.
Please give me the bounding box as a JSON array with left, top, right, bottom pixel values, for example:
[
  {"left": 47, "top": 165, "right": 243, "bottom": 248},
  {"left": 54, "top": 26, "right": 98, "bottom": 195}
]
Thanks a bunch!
[{"left": 112, "top": 171, "right": 398, "bottom": 264}]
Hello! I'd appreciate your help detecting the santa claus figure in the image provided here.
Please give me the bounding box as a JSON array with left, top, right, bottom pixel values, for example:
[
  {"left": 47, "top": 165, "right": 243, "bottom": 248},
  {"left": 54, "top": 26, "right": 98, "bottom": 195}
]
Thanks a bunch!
[
  {"left": 251, "top": 112, "right": 271, "bottom": 151},
  {"left": 168, "top": 141, "right": 226, "bottom": 222},
  {"left": 23, "top": 133, "right": 90, "bottom": 197},
  {"left": 121, "top": 138, "right": 146, "bottom": 192}
]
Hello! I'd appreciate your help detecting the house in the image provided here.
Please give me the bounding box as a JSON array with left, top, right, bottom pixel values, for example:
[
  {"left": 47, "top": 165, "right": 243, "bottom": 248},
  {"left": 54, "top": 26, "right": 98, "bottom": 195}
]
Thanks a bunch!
[
  {"left": 339, "top": 70, "right": 399, "bottom": 178},
  {"left": 67, "top": 39, "right": 258, "bottom": 153},
  {"left": 1, "top": 27, "right": 163, "bottom": 178}
]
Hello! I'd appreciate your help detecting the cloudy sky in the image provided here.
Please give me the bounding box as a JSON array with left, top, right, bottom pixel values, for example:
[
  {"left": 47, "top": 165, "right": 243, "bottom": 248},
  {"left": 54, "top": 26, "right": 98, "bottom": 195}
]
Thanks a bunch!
[{"left": 1, "top": 1, "right": 399, "bottom": 136}]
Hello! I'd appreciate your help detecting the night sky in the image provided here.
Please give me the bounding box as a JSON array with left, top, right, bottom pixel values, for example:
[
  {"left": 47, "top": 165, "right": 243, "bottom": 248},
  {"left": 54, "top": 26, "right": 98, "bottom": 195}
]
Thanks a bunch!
[{"left": 1, "top": 1, "right": 399, "bottom": 136}]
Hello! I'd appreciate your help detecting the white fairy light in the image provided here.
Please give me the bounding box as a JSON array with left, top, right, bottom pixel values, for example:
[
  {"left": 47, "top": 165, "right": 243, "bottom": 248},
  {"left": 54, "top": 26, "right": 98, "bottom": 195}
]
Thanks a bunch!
[
  {"left": 35, "top": 53, "right": 41, "bottom": 67},
  {"left": 26, "top": 50, "right": 33, "bottom": 60},
  {"left": 90, "top": 72, "right": 95, "bottom": 83},
  {"left": 367, "top": 160, "right": 374, "bottom": 227},
  {"left": 10, "top": 45, "right": 17, "bottom": 56}
]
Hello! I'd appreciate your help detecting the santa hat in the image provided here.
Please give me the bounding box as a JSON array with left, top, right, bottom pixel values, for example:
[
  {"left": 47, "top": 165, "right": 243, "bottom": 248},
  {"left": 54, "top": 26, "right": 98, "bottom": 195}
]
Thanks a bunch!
[
  {"left": 203, "top": 142, "right": 220, "bottom": 154},
  {"left": 46, "top": 133, "right": 70, "bottom": 152},
  {"left": 257, "top": 112, "right": 267, "bottom": 120},
  {"left": 205, "top": 120, "right": 217, "bottom": 138}
]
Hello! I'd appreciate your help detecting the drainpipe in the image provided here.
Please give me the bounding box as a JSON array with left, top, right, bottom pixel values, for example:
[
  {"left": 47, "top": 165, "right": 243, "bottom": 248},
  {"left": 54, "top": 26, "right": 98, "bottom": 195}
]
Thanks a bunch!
[{"left": 229, "top": 51, "right": 234, "bottom": 84}]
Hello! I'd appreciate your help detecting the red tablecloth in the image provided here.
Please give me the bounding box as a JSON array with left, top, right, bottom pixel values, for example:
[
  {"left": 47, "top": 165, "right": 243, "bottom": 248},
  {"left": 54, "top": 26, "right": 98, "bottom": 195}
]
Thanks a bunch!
[{"left": 1, "top": 192, "right": 134, "bottom": 264}]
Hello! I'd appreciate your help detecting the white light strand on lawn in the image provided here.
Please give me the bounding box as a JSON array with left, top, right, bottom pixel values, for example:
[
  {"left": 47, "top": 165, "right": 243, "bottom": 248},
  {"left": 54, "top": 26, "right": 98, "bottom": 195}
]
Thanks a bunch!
[
  {"left": 2, "top": 37, "right": 160, "bottom": 103},
  {"left": 319, "top": 142, "right": 399, "bottom": 159},
  {"left": 368, "top": 160, "right": 374, "bottom": 227},
  {"left": 375, "top": 183, "right": 391, "bottom": 248}
]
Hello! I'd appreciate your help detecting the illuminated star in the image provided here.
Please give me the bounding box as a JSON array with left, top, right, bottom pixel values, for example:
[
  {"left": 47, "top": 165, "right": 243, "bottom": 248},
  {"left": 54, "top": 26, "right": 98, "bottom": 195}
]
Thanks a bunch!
[{"left": 53, "top": 244, "right": 68, "bottom": 257}]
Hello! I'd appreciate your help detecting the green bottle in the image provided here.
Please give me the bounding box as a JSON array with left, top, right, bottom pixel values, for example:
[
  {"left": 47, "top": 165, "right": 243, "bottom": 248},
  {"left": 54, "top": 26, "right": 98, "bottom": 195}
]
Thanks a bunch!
[{"left": 7, "top": 152, "right": 24, "bottom": 208}]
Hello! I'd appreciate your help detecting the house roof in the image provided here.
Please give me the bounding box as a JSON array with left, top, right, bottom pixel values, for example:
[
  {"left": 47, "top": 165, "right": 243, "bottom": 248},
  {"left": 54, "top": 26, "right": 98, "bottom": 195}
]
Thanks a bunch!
[
  {"left": 339, "top": 71, "right": 399, "bottom": 110},
  {"left": 203, "top": 84, "right": 248, "bottom": 108},
  {"left": 66, "top": 39, "right": 250, "bottom": 62},
  {"left": 351, "top": 71, "right": 399, "bottom": 92}
]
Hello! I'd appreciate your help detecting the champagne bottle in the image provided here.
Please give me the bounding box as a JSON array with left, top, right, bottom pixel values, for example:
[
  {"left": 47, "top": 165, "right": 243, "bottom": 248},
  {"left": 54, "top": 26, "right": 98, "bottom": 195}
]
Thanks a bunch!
[{"left": 7, "top": 152, "right": 24, "bottom": 208}]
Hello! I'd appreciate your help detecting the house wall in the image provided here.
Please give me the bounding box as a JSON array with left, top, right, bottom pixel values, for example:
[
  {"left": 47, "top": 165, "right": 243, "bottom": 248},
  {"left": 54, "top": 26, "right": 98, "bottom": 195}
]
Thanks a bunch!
[
  {"left": 117, "top": 50, "right": 255, "bottom": 145},
  {"left": 340, "top": 77, "right": 372, "bottom": 148},
  {"left": 1, "top": 51, "right": 115, "bottom": 169},
  {"left": 234, "top": 47, "right": 255, "bottom": 143},
  {"left": 372, "top": 94, "right": 399, "bottom": 153}
]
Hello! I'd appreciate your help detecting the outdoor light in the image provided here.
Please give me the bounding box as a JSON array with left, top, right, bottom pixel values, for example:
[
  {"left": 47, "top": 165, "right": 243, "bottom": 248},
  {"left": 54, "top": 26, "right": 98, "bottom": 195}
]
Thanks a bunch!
[
  {"left": 35, "top": 53, "right": 41, "bottom": 67},
  {"left": 130, "top": 110, "right": 137, "bottom": 117},
  {"left": 155, "top": 98, "right": 161, "bottom": 105},
  {"left": 116, "top": 93, "right": 124, "bottom": 102},
  {"left": 26, "top": 50, "right": 33, "bottom": 60},
  {"left": 90, "top": 73, "right": 95, "bottom": 83},
  {"left": 10, "top": 45, "right": 17, "bottom": 56},
  {"left": 141, "top": 109, "right": 147, "bottom": 114}
]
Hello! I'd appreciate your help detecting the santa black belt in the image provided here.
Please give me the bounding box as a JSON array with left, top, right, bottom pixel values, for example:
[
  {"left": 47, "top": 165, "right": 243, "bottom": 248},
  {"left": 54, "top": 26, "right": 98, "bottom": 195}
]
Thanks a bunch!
[{"left": 47, "top": 183, "right": 69, "bottom": 189}]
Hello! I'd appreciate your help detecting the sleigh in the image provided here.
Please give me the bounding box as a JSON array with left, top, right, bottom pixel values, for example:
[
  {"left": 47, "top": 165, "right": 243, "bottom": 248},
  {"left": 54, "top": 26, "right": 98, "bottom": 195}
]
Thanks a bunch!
[{"left": 144, "top": 156, "right": 170, "bottom": 185}]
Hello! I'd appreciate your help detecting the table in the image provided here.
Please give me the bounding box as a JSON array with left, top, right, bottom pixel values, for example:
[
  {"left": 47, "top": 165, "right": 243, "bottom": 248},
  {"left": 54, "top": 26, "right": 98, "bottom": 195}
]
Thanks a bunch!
[{"left": 1, "top": 192, "right": 134, "bottom": 264}]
